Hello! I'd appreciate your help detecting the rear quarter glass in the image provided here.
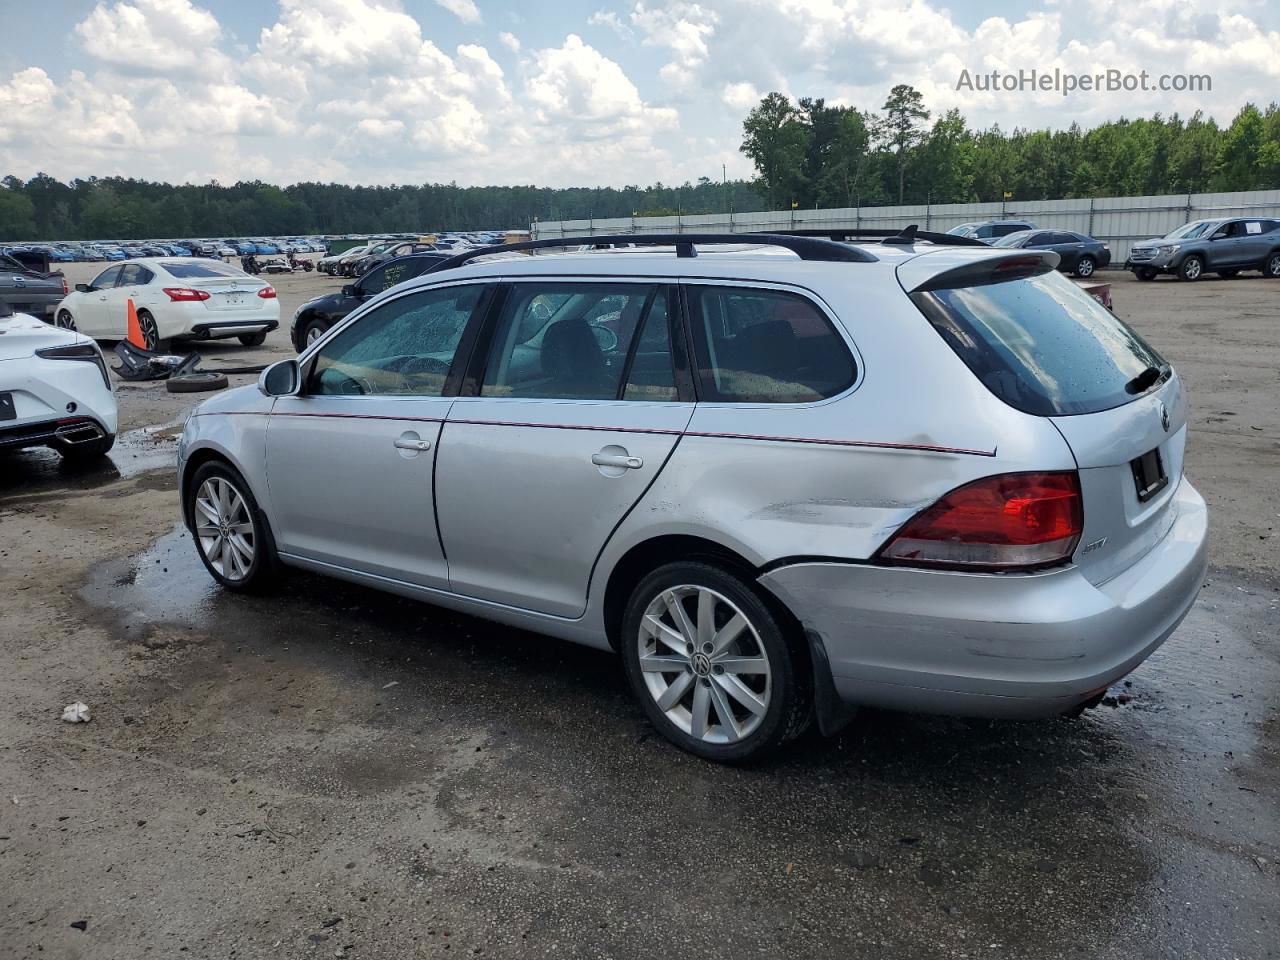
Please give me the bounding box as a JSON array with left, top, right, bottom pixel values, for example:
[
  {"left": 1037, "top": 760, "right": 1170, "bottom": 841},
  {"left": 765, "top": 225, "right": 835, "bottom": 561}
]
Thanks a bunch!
[{"left": 910, "top": 270, "right": 1166, "bottom": 417}]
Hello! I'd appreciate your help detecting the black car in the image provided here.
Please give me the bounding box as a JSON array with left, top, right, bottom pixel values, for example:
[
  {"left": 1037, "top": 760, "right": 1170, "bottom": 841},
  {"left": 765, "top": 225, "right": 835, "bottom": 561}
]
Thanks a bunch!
[
  {"left": 992, "top": 229, "right": 1111, "bottom": 277},
  {"left": 351, "top": 241, "right": 439, "bottom": 278},
  {"left": 290, "top": 252, "right": 452, "bottom": 350}
]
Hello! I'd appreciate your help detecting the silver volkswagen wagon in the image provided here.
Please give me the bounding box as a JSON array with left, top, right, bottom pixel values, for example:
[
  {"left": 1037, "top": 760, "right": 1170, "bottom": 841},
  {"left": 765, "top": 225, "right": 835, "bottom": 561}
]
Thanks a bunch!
[{"left": 178, "top": 232, "right": 1208, "bottom": 762}]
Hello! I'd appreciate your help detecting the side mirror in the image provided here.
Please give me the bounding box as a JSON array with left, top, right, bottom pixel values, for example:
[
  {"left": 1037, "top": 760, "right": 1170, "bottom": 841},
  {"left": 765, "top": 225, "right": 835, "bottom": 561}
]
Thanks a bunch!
[
  {"left": 258, "top": 358, "right": 300, "bottom": 397},
  {"left": 75, "top": 283, "right": 90, "bottom": 293},
  {"left": 341, "top": 284, "right": 356, "bottom": 297}
]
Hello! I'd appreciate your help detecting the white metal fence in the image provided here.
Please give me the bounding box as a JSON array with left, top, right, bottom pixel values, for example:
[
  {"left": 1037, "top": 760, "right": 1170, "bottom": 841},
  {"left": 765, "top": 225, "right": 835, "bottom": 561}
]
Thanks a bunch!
[{"left": 531, "top": 189, "right": 1280, "bottom": 264}]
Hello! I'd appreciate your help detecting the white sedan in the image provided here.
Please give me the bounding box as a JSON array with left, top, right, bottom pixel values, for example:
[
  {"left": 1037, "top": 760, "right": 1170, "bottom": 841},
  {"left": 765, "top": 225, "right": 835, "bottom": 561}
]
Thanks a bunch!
[
  {"left": 0, "top": 307, "right": 117, "bottom": 460},
  {"left": 54, "top": 258, "right": 279, "bottom": 350}
]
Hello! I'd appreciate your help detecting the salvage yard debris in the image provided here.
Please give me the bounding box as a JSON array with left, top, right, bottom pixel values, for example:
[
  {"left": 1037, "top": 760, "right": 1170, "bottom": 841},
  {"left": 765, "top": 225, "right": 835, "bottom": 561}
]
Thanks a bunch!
[{"left": 60, "top": 701, "right": 91, "bottom": 723}]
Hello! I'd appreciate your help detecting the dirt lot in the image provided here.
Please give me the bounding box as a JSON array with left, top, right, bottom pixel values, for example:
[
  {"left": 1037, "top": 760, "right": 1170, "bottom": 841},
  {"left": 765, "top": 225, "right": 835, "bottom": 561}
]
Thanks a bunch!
[{"left": 1, "top": 268, "right": 1277, "bottom": 959}]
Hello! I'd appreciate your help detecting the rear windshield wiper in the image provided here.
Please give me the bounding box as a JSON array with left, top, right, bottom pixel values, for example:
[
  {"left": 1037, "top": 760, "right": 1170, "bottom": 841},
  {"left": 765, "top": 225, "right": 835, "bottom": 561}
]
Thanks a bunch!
[{"left": 1125, "top": 365, "right": 1166, "bottom": 395}]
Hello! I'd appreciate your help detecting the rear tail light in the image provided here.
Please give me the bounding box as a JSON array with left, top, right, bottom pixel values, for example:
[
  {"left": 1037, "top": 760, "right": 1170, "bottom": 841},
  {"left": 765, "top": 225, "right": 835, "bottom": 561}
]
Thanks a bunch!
[
  {"left": 257, "top": 286, "right": 277, "bottom": 299},
  {"left": 61, "top": 275, "right": 69, "bottom": 295},
  {"left": 875, "top": 471, "right": 1083, "bottom": 572},
  {"left": 36, "top": 342, "right": 112, "bottom": 390},
  {"left": 163, "top": 287, "right": 211, "bottom": 302}
]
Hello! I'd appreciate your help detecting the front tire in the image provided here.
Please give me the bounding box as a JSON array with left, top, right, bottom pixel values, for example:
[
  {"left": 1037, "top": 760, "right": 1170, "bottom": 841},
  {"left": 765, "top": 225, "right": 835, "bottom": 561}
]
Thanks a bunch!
[
  {"left": 299, "top": 317, "right": 329, "bottom": 349},
  {"left": 1073, "top": 255, "right": 1096, "bottom": 278},
  {"left": 620, "top": 560, "right": 810, "bottom": 763},
  {"left": 1178, "top": 255, "right": 1204, "bottom": 281},
  {"left": 1135, "top": 267, "right": 1157, "bottom": 281},
  {"left": 186, "top": 461, "right": 280, "bottom": 592}
]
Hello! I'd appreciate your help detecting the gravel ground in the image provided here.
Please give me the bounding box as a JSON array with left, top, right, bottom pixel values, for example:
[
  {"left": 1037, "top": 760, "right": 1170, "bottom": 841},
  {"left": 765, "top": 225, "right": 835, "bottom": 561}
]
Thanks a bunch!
[{"left": 1, "top": 268, "right": 1276, "bottom": 959}]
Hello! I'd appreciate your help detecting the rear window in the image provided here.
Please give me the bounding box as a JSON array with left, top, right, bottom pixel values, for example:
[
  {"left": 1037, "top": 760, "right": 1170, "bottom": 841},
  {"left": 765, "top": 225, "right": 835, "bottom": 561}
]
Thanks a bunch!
[
  {"left": 162, "top": 261, "right": 245, "bottom": 279},
  {"left": 911, "top": 270, "right": 1166, "bottom": 417}
]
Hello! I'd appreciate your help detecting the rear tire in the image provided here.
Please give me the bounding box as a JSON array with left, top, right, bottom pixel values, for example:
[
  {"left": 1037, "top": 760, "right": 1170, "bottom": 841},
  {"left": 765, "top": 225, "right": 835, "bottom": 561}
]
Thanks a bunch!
[
  {"left": 1264, "top": 251, "right": 1280, "bottom": 279},
  {"left": 186, "top": 460, "right": 280, "bottom": 593},
  {"left": 55, "top": 309, "right": 76, "bottom": 331},
  {"left": 620, "top": 560, "right": 811, "bottom": 763},
  {"left": 1177, "top": 255, "right": 1204, "bottom": 281},
  {"left": 238, "top": 332, "right": 267, "bottom": 347},
  {"left": 1073, "top": 255, "right": 1096, "bottom": 278},
  {"left": 136, "top": 309, "right": 163, "bottom": 351}
]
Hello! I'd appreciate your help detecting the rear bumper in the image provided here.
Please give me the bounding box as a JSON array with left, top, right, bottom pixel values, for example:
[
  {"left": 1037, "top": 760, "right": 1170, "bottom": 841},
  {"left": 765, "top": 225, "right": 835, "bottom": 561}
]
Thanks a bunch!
[
  {"left": 759, "top": 478, "right": 1208, "bottom": 719},
  {"left": 187, "top": 319, "right": 279, "bottom": 340},
  {"left": 0, "top": 415, "right": 111, "bottom": 453}
]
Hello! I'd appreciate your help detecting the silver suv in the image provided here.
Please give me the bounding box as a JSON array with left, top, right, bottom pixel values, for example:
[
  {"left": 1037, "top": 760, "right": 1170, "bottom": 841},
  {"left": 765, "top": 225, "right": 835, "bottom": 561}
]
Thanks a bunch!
[{"left": 178, "top": 231, "right": 1208, "bottom": 762}]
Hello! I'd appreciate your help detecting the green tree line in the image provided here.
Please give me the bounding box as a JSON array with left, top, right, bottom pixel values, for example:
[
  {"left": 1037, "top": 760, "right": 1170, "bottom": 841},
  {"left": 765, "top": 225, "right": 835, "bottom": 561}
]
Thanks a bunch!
[
  {"left": 741, "top": 87, "right": 1280, "bottom": 209},
  {"left": 0, "top": 175, "right": 763, "bottom": 242}
]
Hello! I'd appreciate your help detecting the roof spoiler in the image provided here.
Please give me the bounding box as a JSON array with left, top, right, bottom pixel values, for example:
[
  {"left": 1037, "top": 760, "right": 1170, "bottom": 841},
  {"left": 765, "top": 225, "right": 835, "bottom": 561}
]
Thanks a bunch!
[
  {"left": 906, "top": 252, "right": 1061, "bottom": 293},
  {"left": 425, "top": 232, "right": 879, "bottom": 273}
]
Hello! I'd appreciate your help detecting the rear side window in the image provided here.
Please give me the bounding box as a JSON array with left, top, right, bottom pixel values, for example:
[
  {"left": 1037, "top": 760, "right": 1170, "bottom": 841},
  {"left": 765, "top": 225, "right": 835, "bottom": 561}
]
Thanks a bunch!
[
  {"left": 479, "top": 282, "right": 673, "bottom": 401},
  {"left": 911, "top": 270, "right": 1166, "bottom": 417},
  {"left": 685, "top": 286, "right": 856, "bottom": 403}
]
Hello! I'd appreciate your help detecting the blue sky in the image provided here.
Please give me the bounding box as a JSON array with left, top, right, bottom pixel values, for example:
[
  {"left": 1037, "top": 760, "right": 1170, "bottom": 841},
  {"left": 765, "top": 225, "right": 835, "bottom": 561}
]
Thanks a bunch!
[{"left": 2, "top": 0, "right": 1276, "bottom": 188}]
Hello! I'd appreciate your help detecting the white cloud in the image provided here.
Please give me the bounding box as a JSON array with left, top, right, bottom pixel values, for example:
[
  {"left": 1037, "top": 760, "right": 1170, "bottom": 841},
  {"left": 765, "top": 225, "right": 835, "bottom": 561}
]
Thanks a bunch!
[
  {"left": 498, "top": 31, "right": 521, "bottom": 53},
  {"left": 587, "top": 11, "right": 631, "bottom": 38},
  {"left": 434, "top": 0, "right": 481, "bottom": 24},
  {"left": 74, "top": 0, "right": 228, "bottom": 77},
  {"left": 722, "top": 81, "right": 761, "bottom": 111},
  {"left": 525, "top": 34, "right": 677, "bottom": 138}
]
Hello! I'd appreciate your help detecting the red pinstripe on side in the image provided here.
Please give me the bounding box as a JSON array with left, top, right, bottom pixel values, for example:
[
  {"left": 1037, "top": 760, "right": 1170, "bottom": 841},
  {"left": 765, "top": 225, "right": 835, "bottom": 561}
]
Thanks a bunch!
[{"left": 192, "top": 410, "right": 993, "bottom": 456}]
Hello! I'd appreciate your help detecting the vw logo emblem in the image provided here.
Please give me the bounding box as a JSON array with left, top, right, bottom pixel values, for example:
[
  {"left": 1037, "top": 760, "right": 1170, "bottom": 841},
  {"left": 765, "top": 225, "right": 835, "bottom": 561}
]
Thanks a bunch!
[{"left": 1158, "top": 401, "right": 1170, "bottom": 432}]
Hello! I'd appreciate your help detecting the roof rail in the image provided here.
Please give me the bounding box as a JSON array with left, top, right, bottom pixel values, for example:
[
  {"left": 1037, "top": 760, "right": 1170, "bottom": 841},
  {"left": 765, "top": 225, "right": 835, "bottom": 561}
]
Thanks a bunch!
[
  {"left": 757, "top": 225, "right": 990, "bottom": 248},
  {"left": 425, "top": 232, "right": 879, "bottom": 273}
]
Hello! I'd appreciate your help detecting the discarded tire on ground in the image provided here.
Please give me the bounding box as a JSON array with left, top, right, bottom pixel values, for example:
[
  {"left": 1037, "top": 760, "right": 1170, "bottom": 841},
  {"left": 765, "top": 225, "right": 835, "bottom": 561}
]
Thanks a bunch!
[{"left": 166, "top": 372, "right": 229, "bottom": 393}]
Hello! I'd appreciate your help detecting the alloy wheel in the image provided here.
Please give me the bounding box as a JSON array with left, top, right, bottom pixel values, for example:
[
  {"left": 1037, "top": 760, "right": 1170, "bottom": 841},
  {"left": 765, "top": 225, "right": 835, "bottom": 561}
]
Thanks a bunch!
[
  {"left": 1183, "top": 258, "right": 1201, "bottom": 280},
  {"left": 138, "top": 312, "right": 160, "bottom": 350},
  {"left": 193, "top": 476, "right": 255, "bottom": 581},
  {"left": 1268, "top": 254, "right": 1280, "bottom": 278},
  {"left": 306, "top": 324, "right": 324, "bottom": 345},
  {"left": 56, "top": 310, "right": 76, "bottom": 331},
  {"left": 637, "top": 585, "right": 771, "bottom": 744},
  {"left": 1076, "top": 257, "right": 1094, "bottom": 277}
]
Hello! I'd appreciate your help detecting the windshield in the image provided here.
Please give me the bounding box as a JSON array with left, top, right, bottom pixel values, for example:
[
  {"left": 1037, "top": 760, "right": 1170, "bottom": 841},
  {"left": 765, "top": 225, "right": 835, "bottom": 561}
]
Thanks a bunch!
[
  {"left": 946, "top": 224, "right": 977, "bottom": 236},
  {"left": 911, "top": 269, "right": 1167, "bottom": 417},
  {"left": 1164, "top": 220, "right": 1217, "bottom": 240},
  {"left": 992, "top": 231, "right": 1032, "bottom": 248},
  {"left": 162, "top": 261, "right": 249, "bottom": 278}
]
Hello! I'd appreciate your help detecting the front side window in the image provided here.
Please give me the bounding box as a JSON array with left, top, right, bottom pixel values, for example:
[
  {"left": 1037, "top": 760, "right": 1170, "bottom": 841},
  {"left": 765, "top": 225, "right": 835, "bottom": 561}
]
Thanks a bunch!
[
  {"left": 309, "top": 284, "right": 483, "bottom": 397},
  {"left": 686, "top": 286, "right": 857, "bottom": 404},
  {"left": 479, "top": 282, "right": 673, "bottom": 401}
]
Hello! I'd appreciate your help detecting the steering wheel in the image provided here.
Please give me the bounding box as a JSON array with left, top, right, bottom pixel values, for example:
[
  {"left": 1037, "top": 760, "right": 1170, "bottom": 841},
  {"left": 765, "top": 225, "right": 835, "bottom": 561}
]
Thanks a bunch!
[{"left": 400, "top": 355, "right": 450, "bottom": 377}]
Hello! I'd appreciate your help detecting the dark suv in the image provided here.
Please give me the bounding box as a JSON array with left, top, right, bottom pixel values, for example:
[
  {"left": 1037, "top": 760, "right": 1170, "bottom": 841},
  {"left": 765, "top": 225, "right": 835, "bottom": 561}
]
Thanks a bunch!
[
  {"left": 1127, "top": 218, "right": 1280, "bottom": 281},
  {"left": 290, "top": 253, "right": 451, "bottom": 350}
]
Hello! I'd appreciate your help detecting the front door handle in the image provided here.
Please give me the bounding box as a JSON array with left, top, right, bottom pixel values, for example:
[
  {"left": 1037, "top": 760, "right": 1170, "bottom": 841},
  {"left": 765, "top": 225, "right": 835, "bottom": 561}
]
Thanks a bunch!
[
  {"left": 592, "top": 452, "right": 643, "bottom": 470},
  {"left": 394, "top": 436, "right": 432, "bottom": 451}
]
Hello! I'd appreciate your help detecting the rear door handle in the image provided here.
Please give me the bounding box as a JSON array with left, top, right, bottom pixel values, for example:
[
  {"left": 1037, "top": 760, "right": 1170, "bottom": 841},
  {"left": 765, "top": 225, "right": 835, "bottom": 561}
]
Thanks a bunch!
[
  {"left": 394, "top": 437, "right": 432, "bottom": 451},
  {"left": 592, "top": 453, "right": 643, "bottom": 470}
]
